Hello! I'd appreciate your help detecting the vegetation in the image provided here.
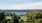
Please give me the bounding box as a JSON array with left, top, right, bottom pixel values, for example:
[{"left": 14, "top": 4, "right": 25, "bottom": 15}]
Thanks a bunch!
[
  {"left": 0, "top": 11, "right": 42, "bottom": 23},
  {"left": 0, "top": 12, "right": 5, "bottom": 23},
  {"left": 26, "top": 11, "right": 42, "bottom": 23}
]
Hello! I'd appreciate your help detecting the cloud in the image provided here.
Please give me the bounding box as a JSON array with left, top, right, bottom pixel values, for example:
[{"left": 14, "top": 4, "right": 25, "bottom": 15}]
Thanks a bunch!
[{"left": 0, "top": 2, "right": 42, "bottom": 10}]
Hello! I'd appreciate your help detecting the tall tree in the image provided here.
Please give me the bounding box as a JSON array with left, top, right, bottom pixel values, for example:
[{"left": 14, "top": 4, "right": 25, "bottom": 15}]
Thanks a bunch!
[
  {"left": 13, "top": 13, "right": 19, "bottom": 23},
  {"left": 0, "top": 12, "right": 5, "bottom": 23}
]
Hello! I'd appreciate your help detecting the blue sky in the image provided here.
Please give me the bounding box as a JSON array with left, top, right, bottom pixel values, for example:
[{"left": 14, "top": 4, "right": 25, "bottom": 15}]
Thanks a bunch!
[
  {"left": 0, "top": 0, "right": 42, "bottom": 4},
  {"left": 0, "top": 0, "right": 42, "bottom": 10}
]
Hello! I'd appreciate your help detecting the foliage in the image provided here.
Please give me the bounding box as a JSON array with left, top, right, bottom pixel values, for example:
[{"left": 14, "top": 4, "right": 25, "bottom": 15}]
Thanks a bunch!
[
  {"left": 26, "top": 11, "right": 42, "bottom": 23},
  {"left": 3, "top": 12, "right": 19, "bottom": 23},
  {"left": 11, "top": 13, "right": 19, "bottom": 23},
  {"left": 0, "top": 12, "right": 5, "bottom": 21},
  {"left": 18, "top": 16, "right": 21, "bottom": 19}
]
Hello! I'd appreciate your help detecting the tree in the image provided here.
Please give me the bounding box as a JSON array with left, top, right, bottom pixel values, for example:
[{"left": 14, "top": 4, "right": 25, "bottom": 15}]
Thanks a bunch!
[
  {"left": 0, "top": 12, "right": 5, "bottom": 23},
  {"left": 26, "top": 11, "right": 42, "bottom": 23},
  {"left": 3, "top": 19, "right": 10, "bottom": 23},
  {"left": 18, "top": 16, "right": 21, "bottom": 19},
  {"left": 20, "top": 19, "right": 24, "bottom": 23},
  {"left": 13, "top": 13, "right": 19, "bottom": 23},
  {"left": 4, "top": 12, "right": 19, "bottom": 23}
]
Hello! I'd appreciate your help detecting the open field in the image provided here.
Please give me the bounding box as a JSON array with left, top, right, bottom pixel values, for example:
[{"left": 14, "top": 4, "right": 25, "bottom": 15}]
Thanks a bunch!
[
  {"left": 20, "top": 16, "right": 27, "bottom": 21},
  {"left": 5, "top": 16, "right": 13, "bottom": 20}
]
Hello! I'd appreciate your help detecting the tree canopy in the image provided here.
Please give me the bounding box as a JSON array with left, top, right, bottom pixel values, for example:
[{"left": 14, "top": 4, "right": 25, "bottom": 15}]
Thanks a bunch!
[
  {"left": 0, "top": 12, "right": 5, "bottom": 21},
  {"left": 26, "top": 11, "right": 42, "bottom": 23}
]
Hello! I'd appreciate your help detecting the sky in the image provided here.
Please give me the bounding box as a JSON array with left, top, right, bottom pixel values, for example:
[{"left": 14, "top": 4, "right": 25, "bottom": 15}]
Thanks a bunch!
[{"left": 0, "top": 0, "right": 42, "bottom": 10}]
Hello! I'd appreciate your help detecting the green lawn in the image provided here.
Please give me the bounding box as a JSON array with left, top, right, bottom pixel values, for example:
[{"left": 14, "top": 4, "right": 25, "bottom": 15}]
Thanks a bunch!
[
  {"left": 20, "top": 16, "right": 27, "bottom": 21},
  {"left": 5, "top": 16, "right": 13, "bottom": 20},
  {"left": 20, "top": 16, "right": 27, "bottom": 23}
]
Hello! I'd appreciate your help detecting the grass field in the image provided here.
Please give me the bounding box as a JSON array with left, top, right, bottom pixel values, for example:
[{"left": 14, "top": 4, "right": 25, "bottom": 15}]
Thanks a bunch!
[
  {"left": 20, "top": 16, "right": 27, "bottom": 21},
  {"left": 5, "top": 16, "right": 13, "bottom": 20},
  {"left": 20, "top": 16, "right": 27, "bottom": 23}
]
